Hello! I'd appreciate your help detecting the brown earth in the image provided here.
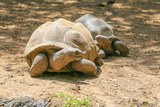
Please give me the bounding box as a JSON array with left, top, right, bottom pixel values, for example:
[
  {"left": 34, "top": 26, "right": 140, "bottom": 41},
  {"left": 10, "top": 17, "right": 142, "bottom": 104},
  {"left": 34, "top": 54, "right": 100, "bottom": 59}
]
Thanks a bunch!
[{"left": 0, "top": 0, "right": 160, "bottom": 106}]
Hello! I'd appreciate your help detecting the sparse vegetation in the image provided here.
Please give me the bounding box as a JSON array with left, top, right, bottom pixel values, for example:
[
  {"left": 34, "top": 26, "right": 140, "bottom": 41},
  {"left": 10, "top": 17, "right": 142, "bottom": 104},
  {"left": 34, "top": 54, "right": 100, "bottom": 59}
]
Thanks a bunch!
[{"left": 52, "top": 92, "right": 91, "bottom": 107}]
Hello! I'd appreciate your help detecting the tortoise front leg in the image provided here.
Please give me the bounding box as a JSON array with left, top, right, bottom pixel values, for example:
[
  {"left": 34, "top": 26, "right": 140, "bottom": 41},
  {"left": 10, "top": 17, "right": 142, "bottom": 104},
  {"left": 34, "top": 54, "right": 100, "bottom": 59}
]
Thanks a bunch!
[
  {"left": 29, "top": 53, "right": 48, "bottom": 77},
  {"left": 94, "top": 57, "right": 104, "bottom": 66},
  {"left": 71, "top": 59, "right": 102, "bottom": 77},
  {"left": 112, "top": 41, "right": 129, "bottom": 56},
  {"left": 49, "top": 48, "right": 83, "bottom": 72},
  {"left": 95, "top": 35, "right": 129, "bottom": 56}
]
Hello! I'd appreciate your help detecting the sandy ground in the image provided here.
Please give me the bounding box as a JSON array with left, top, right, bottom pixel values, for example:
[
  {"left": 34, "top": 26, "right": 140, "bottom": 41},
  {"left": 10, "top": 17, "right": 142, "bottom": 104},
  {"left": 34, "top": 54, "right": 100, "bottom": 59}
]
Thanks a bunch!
[{"left": 0, "top": 0, "right": 160, "bottom": 106}]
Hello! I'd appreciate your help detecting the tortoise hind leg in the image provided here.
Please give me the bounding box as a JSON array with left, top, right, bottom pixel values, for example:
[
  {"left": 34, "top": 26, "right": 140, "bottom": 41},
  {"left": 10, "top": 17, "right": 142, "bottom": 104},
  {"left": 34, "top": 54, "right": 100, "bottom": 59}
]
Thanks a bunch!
[
  {"left": 71, "top": 59, "right": 102, "bottom": 77},
  {"left": 29, "top": 53, "right": 48, "bottom": 77}
]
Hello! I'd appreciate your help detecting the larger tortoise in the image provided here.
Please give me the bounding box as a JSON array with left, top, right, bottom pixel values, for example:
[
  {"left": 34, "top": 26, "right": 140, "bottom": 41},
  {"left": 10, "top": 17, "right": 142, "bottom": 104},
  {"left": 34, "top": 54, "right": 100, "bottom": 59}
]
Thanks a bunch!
[
  {"left": 75, "top": 14, "right": 129, "bottom": 58},
  {"left": 24, "top": 18, "right": 103, "bottom": 77}
]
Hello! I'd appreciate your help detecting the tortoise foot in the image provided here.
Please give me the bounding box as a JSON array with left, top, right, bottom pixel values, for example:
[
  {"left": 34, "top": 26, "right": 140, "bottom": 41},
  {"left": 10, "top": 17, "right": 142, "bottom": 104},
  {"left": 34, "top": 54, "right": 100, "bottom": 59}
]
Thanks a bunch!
[
  {"left": 29, "top": 53, "right": 48, "bottom": 77},
  {"left": 113, "top": 41, "right": 129, "bottom": 56},
  {"left": 71, "top": 59, "right": 101, "bottom": 77},
  {"left": 94, "top": 57, "right": 104, "bottom": 66}
]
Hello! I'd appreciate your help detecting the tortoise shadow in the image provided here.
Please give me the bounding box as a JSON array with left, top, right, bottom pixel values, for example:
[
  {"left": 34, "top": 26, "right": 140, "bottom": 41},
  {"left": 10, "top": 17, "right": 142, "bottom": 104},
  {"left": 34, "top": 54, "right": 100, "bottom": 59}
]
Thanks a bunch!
[
  {"left": 32, "top": 54, "right": 128, "bottom": 85},
  {"left": 33, "top": 72, "right": 97, "bottom": 85}
]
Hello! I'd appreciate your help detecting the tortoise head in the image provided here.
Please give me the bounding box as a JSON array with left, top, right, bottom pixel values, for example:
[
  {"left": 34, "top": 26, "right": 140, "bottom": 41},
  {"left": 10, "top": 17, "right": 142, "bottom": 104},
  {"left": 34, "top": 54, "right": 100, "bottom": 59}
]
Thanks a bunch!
[
  {"left": 65, "top": 48, "right": 84, "bottom": 61},
  {"left": 95, "top": 35, "right": 113, "bottom": 53}
]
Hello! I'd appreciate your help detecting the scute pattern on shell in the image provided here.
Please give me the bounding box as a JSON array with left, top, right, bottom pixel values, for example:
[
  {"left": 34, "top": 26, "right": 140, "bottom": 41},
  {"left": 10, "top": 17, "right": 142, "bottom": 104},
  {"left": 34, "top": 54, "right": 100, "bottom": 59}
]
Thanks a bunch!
[{"left": 75, "top": 14, "right": 114, "bottom": 38}]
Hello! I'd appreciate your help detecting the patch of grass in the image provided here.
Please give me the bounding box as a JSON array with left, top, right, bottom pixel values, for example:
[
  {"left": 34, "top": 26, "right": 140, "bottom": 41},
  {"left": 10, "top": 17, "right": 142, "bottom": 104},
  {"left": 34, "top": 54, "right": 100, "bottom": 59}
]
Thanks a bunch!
[
  {"left": 53, "top": 92, "right": 72, "bottom": 99},
  {"left": 64, "top": 97, "right": 90, "bottom": 107},
  {"left": 52, "top": 92, "right": 91, "bottom": 107}
]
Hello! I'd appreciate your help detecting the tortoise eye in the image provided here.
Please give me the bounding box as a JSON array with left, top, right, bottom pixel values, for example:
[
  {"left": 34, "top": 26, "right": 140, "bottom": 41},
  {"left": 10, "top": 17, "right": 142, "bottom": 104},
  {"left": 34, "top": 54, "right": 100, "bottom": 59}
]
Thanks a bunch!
[
  {"left": 75, "top": 50, "right": 83, "bottom": 56},
  {"left": 75, "top": 50, "right": 80, "bottom": 55}
]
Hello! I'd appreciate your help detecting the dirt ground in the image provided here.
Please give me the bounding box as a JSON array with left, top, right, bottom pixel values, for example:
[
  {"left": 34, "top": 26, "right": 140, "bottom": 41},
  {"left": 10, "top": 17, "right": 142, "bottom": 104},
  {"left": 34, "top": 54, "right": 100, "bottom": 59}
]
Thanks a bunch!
[{"left": 0, "top": 0, "right": 160, "bottom": 106}]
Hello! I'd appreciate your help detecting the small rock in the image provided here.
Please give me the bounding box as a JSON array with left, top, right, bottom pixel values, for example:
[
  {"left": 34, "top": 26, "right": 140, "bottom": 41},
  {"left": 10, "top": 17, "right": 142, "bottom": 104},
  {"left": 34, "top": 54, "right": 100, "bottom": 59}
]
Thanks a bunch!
[
  {"left": 0, "top": 97, "right": 51, "bottom": 107},
  {"left": 70, "top": 84, "right": 80, "bottom": 91}
]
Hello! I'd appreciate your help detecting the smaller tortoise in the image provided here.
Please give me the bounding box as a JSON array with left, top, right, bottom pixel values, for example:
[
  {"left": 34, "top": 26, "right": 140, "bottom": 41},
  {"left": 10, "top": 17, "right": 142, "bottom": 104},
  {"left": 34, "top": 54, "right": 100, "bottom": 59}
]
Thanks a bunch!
[
  {"left": 24, "top": 18, "right": 103, "bottom": 77},
  {"left": 75, "top": 14, "right": 129, "bottom": 58}
]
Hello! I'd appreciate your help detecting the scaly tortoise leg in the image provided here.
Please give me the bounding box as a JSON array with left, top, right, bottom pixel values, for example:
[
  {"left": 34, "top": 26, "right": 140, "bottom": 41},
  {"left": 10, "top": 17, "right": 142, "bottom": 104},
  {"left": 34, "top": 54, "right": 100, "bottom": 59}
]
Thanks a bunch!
[
  {"left": 71, "top": 59, "right": 102, "bottom": 77},
  {"left": 104, "top": 35, "right": 129, "bottom": 56},
  {"left": 107, "top": 35, "right": 129, "bottom": 56},
  {"left": 98, "top": 49, "right": 106, "bottom": 59},
  {"left": 112, "top": 41, "right": 129, "bottom": 56},
  {"left": 94, "top": 56, "right": 104, "bottom": 66},
  {"left": 29, "top": 53, "right": 48, "bottom": 77}
]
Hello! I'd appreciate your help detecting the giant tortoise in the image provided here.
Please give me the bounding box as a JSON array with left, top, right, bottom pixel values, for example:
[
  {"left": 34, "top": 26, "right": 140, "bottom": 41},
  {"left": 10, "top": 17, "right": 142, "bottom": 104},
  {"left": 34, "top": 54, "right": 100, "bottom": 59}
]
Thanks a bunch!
[
  {"left": 24, "top": 18, "right": 103, "bottom": 77},
  {"left": 75, "top": 14, "right": 129, "bottom": 58}
]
